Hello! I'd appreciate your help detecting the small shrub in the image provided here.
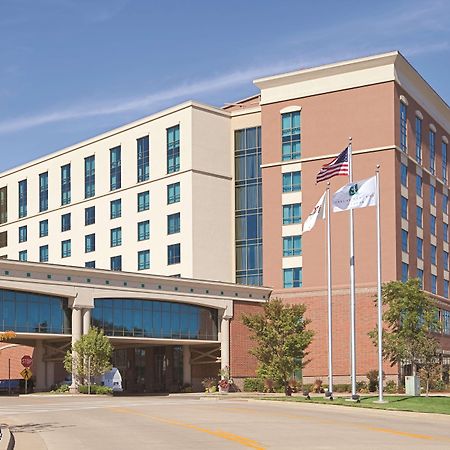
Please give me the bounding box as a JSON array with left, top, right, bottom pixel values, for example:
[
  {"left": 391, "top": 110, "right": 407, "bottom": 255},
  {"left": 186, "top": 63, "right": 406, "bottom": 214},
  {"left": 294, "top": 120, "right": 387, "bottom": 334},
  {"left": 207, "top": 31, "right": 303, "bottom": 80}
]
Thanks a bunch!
[
  {"left": 312, "top": 379, "right": 324, "bottom": 393},
  {"left": 356, "top": 381, "right": 368, "bottom": 393},
  {"left": 366, "top": 370, "right": 381, "bottom": 392},
  {"left": 51, "top": 384, "right": 69, "bottom": 394},
  {"left": 243, "top": 378, "right": 265, "bottom": 392},
  {"left": 78, "top": 385, "right": 113, "bottom": 395},
  {"left": 264, "top": 378, "right": 275, "bottom": 393},
  {"left": 332, "top": 384, "right": 351, "bottom": 393},
  {"left": 385, "top": 380, "right": 397, "bottom": 394},
  {"left": 432, "top": 379, "right": 447, "bottom": 392},
  {"left": 201, "top": 377, "right": 217, "bottom": 393},
  {"left": 288, "top": 378, "right": 299, "bottom": 393}
]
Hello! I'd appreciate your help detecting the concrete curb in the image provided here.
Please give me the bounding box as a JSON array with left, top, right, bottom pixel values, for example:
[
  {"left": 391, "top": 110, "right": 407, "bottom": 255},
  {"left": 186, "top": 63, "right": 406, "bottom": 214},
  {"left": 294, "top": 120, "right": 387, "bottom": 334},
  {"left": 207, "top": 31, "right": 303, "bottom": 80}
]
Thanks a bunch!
[{"left": 0, "top": 426, "right": 14, "bottom": 450}]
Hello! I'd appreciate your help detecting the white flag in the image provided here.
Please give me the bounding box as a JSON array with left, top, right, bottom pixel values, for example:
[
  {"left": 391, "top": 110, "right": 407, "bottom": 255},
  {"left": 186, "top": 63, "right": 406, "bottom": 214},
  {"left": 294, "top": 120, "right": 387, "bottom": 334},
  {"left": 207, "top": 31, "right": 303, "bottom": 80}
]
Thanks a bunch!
[
  {"left": 332, "top": 176, "right": 377, "bottom": 212},
  {"left": 303, "top": 192, "right": 326, "bottom": 233}
]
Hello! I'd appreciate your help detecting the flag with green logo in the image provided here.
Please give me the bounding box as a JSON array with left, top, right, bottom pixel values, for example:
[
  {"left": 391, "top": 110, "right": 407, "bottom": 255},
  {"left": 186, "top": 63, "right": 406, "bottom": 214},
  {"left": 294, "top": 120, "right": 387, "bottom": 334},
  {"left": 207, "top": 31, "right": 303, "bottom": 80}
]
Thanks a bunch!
[{"left": 332, "top": 176, "right": 377, "bottom": 212}]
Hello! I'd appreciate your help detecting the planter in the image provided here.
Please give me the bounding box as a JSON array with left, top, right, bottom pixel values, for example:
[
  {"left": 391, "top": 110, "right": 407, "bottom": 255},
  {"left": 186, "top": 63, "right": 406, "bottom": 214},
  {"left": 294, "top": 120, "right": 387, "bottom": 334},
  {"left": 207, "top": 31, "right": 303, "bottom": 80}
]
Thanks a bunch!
[{"left": 218, "top": 384, "right": 229, "bottom": 393}]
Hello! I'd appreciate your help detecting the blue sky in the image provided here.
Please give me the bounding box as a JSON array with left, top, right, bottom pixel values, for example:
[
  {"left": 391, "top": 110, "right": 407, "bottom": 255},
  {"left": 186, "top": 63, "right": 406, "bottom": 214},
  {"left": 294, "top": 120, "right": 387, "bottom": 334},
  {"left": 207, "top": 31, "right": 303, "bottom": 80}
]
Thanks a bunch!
[{"left": 1, "top": 0, "right": 449, "bottom": 172}]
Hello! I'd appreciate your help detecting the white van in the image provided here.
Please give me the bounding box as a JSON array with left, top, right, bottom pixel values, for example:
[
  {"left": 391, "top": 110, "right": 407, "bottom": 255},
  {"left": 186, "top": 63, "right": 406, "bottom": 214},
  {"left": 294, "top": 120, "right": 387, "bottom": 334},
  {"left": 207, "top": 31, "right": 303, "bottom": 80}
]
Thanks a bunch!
[{"left": 100, "top": 368, "right": 123, "bottom": 392}]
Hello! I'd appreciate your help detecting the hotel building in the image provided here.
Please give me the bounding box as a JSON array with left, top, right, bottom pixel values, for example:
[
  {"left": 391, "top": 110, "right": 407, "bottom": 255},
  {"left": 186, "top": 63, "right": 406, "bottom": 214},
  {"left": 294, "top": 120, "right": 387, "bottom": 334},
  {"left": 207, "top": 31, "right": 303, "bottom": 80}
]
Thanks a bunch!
[{"left": 1, "top": 51, "right": 449, "bottom": 389}]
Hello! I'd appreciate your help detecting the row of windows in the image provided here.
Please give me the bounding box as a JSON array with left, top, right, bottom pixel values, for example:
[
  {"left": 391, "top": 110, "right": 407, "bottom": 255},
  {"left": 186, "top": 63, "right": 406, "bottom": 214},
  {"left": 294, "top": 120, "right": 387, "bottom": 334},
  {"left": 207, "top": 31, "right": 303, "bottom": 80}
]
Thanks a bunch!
[
  {"left": 11, "top": 128, "right": 180, "bottom": 221},
  {"left": 401, "top": 230, "right": 448, "bottom": 267},
  {"left": 20, "top": 242, "right": 181, "bottom": 270},
  {"left": 399, "top": 101, "right": 448, "bottom": 182},
  {"left": 401, "top": 262, "right": 447, "bottom": 297}
]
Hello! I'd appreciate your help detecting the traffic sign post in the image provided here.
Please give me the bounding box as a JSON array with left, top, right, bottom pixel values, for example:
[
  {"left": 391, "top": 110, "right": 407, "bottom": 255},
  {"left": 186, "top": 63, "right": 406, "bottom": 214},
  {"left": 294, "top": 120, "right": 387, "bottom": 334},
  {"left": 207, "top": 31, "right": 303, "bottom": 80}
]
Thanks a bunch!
[{"left": 20, "top": 368, "right": 32, "bottom": 394}]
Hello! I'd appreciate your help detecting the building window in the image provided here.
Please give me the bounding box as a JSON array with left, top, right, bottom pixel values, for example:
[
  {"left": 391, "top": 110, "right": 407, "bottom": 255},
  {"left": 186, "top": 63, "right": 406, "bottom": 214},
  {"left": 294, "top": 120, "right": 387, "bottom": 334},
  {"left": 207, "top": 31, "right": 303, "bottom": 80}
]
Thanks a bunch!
[
  {"left": 235, "top": 127, "right": 263, "bottom": 286},
  {"left": 0, "top": 186, "right": 7, "bottom": 224},
  {"left": 137, "top": 136, "right": 150, "bottom": 182},
  {"left": 168, "top": 243, "right": 180, "bottom": 265},
  {"left": 443, "top": 194, "right": 448, "bottom": 214},
  {"left": 400, "top": 101, "right": 407, "bottom": 152},
  {"left": 18, "top": 225, "right": 27, "bottom": 243},
  {"left": 85, "top": 234, "right": 95, "bottom": 253},
  {"left": 110, "top": 199, "right": 122, "bottom": 219},
  {"left": 282, "top": 171, "right": 301, "bottom": 192},
  {"left": 430, "top": 130, "right": 436, "bottom": 175},
  {"left": 138, "top": 249, "right": 150, "bottom": 270},
  {"left": 281, "top": 111, "right": 301, "bottom": 160},
  {"left": 431, "top": 274, "right": 437, "bottom": 294},
  {"left": 401, "top": 229, "right": 408, "bottom": 253},
  {"left": 167, "top": 213, "right": 180, "bottom": 235},
  {"left": 110, "top": 146, "right": 121, "bottom": 191},
  {"left": 415, "top": 116, "right": 422, "bottom": 163},
  {"left": 444, "top": 223, "right": 449, "bottom": 242},
  {"left": 430, "top": 185, "right": 436, "bottom": 206},
  {"left": 18, "top": 250, "right": 27, "bottom": 261},
  {"left": 39, "top": 245, "right": 48, "bottom": 262},
  {"left": 18, "top": 179, "right": 27, "bottom": 218},
  {"left": 283, "top": 267, "right": 302, "bottom": 288},
  {"left": 416, "top": 206, "right": 423, "bottom": 228},
  {"left": 443, "top": 310, "right": 450, "bottom": 333},
  {"left": 417, "top": 269, "right": 423, "bottom": 287},
  {"left": 111, "top": 227, "right": 122, "bottom": 247},
  {"left": 283, "top": 203, "right": 301, "bottom": 225},
  {"left": 85, "top": 206, "right": 95, "bottom": 226},
  {"left": 442, "top": 141, "right": 448, "bottom": 183},
  {"left": 0, "top": 231, "right": 7, "bottom": 249},
  {"left": 430, "top": 214, "right": 436, "bottom": 236},
  {"left": 167, "top": 182, "right": 180, "bottom": 204},
  {"left": 431, "top": 244, "right": 437, "bottom": 265},
  {"left": 444, "top": 251, "right": 449, "bottom": 271},
  {"left": 400, "top": 163, "right": 407, "bottom": 187},
  {"left": 39, "top": 172, "right": 48, "bottom": 212},
  {"left": 137, "top": 191, "right": 150, "bottom": 212},
  {"left": 417, "top": 237, "right": 423, "bottom": 259},
  {"left": 167, "top": 125, "right": 180, "bottom": 174},
  {"left": 400, "top": 196, "right": 408, "bottom": 220},
  {"left": 39, "top": 219, "right": 48, "bottom": 237},
  {"left": 85, "top": 261, "right": 95, "bottom": 268},
  {"left": 61, "top": 164, "right": 71, "bottom": 205},
  {"left": 61, "top": 213, "right": 71, "bottom": 232},
  {"left": 61, "top": 239, "right": 71, "bottom": 258},
  {"left": 283, "top": 235, "right": 302, "bottom": 257},
  {"left": 84, "top": 155, "right": 95, "bottom": 199},
  {"left": 401, "top": 262, "right": 408, "bottom": 282},
  {"left": 416, "top": 175, "right": 422, "bottom": 197},
  {"left": 137, "top": 220, "right": 150, "bottom": 241},
  {"left": 444, "top": 283, "right": 449, "bottom": 299},
  {"left": 110, "top": 255, "right": 122, "bottom": 271}
]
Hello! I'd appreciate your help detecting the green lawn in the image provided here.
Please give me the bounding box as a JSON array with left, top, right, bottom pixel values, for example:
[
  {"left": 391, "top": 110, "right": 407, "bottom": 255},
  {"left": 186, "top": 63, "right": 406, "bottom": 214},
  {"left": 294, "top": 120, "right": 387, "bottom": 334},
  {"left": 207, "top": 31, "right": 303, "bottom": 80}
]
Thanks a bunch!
[{"left": 266, "top": 395, "right": 450, "bottom": 415}]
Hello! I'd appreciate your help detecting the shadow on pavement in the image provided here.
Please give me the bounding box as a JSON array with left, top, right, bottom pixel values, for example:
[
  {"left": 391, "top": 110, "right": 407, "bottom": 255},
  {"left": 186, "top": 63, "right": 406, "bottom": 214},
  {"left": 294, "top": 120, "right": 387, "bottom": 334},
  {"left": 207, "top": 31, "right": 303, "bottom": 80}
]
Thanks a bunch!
[{"left": 10, "top": 422, "right": 75, "bottom": 434}]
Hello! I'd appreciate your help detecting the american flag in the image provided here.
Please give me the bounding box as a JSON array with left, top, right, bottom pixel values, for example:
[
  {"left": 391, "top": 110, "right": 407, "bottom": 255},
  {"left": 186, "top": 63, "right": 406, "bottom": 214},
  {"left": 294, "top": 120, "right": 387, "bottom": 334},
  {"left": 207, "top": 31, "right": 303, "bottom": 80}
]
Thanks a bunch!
[{"left": 316, "top": 146, "right": 349, "bottom": 183}]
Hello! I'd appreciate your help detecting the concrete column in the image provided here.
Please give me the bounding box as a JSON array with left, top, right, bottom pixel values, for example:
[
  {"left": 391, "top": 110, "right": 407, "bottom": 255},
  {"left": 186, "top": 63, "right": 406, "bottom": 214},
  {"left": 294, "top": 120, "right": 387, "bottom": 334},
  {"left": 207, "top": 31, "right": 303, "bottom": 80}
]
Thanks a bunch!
[
  {"left": 33, "top": 340, "right": 46, "bottom": 391},
  {"left": 220, "top": 317, "right": 230, "bottom": 372},
  {"left": 46, "top": 361, "right": 55, "bottom": 388},
  {"left": 70, "top": 307, "right": 83, "bottom": 392},
  {"left": 82, "top": 308, "right": 91, "bottom": 335},
  {"left": 182, "top": 345, "right": 191, "bottom": 385}
]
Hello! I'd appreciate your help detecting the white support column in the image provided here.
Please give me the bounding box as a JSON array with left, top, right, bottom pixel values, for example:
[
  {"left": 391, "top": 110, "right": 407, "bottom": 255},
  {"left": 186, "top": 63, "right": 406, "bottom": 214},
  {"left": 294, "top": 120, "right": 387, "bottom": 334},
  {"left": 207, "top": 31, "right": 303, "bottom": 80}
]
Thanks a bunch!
[
  {"left": 33, "top": 340, "right": 46, "bottom": 391},
  {"left": 82, "top": 308, "right": 91, "bottom": 335},
  {"left": 220, "top": 317, "right": 230, "bottom": 372},
  {"left": 70, "top": 307, "right": 83, "bottom": 393},
  {"left": 182, "top": 345, "right": 191, "bottom": 385}
]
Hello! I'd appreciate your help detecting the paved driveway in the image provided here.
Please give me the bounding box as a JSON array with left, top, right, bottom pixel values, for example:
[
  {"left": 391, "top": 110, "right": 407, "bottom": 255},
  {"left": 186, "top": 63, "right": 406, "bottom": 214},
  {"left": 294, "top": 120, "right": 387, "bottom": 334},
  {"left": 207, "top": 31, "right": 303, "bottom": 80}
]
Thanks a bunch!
[{"left": 1, "top": 395, "right": 450, "bottom": 449}]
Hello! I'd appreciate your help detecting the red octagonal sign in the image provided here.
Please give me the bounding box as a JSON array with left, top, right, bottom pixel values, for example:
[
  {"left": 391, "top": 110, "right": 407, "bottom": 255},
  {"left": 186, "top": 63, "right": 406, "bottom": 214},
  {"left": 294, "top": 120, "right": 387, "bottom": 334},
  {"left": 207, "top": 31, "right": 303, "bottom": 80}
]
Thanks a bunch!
[{"left": 21, "top": 355, "right": 32, "bottom": 368}]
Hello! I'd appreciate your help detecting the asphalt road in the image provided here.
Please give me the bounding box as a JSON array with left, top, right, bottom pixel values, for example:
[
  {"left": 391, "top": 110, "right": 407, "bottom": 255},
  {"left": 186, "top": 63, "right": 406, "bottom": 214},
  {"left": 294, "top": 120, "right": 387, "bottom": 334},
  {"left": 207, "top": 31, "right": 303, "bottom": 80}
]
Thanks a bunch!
[{"left": 1, "top": 394, "right": 450, "bottom": 449}]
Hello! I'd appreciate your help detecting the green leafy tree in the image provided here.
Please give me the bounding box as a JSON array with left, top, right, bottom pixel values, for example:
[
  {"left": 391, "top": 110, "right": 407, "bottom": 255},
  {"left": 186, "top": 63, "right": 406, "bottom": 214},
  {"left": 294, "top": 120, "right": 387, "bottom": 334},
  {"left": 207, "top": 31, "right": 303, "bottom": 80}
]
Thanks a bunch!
[
  {"left": 0, "top": 331, "right": 15, "bottom": 341},
  {"left": 369, "top": 279, "right": 441, "bottom": 383},
  {"left": 242, "top": 298, "right": 314, "bottom": 395},
  {"left": 64, "top": 327, "right": 113, "bottom": 386}
]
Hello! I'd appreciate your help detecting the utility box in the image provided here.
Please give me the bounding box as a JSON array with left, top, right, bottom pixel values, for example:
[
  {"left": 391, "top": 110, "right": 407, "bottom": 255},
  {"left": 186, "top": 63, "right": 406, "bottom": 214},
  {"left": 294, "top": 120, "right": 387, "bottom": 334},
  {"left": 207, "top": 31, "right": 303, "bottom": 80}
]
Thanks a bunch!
[{"left": 405, "top": 375, "right": 420, "bottom": 396}]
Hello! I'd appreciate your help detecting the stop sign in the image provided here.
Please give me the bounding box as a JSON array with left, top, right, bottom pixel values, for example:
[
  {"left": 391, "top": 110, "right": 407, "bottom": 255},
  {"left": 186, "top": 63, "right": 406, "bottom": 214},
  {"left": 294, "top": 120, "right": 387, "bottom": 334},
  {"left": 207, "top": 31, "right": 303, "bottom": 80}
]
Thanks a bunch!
[{"left": 21, "top": 355, "right": 32, "bottom": 368}]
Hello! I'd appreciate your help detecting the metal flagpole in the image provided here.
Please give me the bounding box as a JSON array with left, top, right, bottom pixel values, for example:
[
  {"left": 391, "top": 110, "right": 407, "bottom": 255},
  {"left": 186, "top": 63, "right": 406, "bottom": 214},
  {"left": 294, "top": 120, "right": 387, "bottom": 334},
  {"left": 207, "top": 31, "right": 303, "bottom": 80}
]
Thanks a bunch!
[
  {"left": 375, "top": 165, "right": 386, "bottom": 403},
  {"left": 348, "top": 137, "right": 357, "bottom": 399},
  {"left": 326, "top": 183, "right": 333, "bottom": 398}
]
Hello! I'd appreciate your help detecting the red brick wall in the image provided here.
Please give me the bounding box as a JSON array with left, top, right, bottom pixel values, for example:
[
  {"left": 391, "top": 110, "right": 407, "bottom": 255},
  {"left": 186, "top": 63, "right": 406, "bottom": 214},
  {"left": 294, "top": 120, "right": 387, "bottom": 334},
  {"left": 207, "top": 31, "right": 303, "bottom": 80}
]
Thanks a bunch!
[
  {"left": 230, "top": 301, "right": 264, "bottom": 380},
  {"left": 0, "top": 343, "right": 34, "bottom": 379}
]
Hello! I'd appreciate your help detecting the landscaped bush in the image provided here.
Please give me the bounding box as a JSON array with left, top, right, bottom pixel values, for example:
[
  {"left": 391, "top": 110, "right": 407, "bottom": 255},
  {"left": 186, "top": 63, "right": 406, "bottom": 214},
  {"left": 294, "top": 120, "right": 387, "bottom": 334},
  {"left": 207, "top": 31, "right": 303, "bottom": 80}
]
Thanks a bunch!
[
  {"left": 78, "top": 385, "right": 113, "bottom": 395},
  {"left": 366, "top": 370, "right": 380, "bottom": 392},
  {"left": 385, "top": 380, "right": 397, "bottom": 394},
  {"left": 243, "top": 378, "right": 265, "bottom": 392},
  {"left": 332, "top": 384, "right": 351, "bottom": 393},
  {"left": 356, "top": 381, "right": 368, "bottom": 393},
  {"left": 51, "top": 384, "right": 69, "bottom": 394}
]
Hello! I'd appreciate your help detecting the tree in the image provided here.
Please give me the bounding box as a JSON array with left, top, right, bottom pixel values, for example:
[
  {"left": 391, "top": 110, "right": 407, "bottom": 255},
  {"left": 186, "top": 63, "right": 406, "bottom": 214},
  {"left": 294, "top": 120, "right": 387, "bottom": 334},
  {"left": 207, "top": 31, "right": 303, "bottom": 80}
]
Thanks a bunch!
[
  {"left": 242, "top": 298, "right": 314, "bottom": 395},
  {"left": 0, "top": 331, "right": 16, "bottom": 341},
  {"left": 369, "top": 278, "right": 441, "bottom": 383},
  {"left": 64, "top": 327, "right": 113, "bottom": 386}
]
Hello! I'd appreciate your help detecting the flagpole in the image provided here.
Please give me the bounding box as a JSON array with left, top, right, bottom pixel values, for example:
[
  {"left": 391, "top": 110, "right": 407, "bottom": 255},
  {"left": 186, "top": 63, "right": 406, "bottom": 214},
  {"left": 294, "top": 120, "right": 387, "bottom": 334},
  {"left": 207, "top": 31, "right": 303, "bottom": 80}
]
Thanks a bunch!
[
  {"left": 326, "top": 182, "right": 333, "bottom": 398},
  {"left": 348, "top": 137, "right": 357, "bottom": 399},
  {"left": 375, "top": 165, "right": 386, "bottom": 403}
]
